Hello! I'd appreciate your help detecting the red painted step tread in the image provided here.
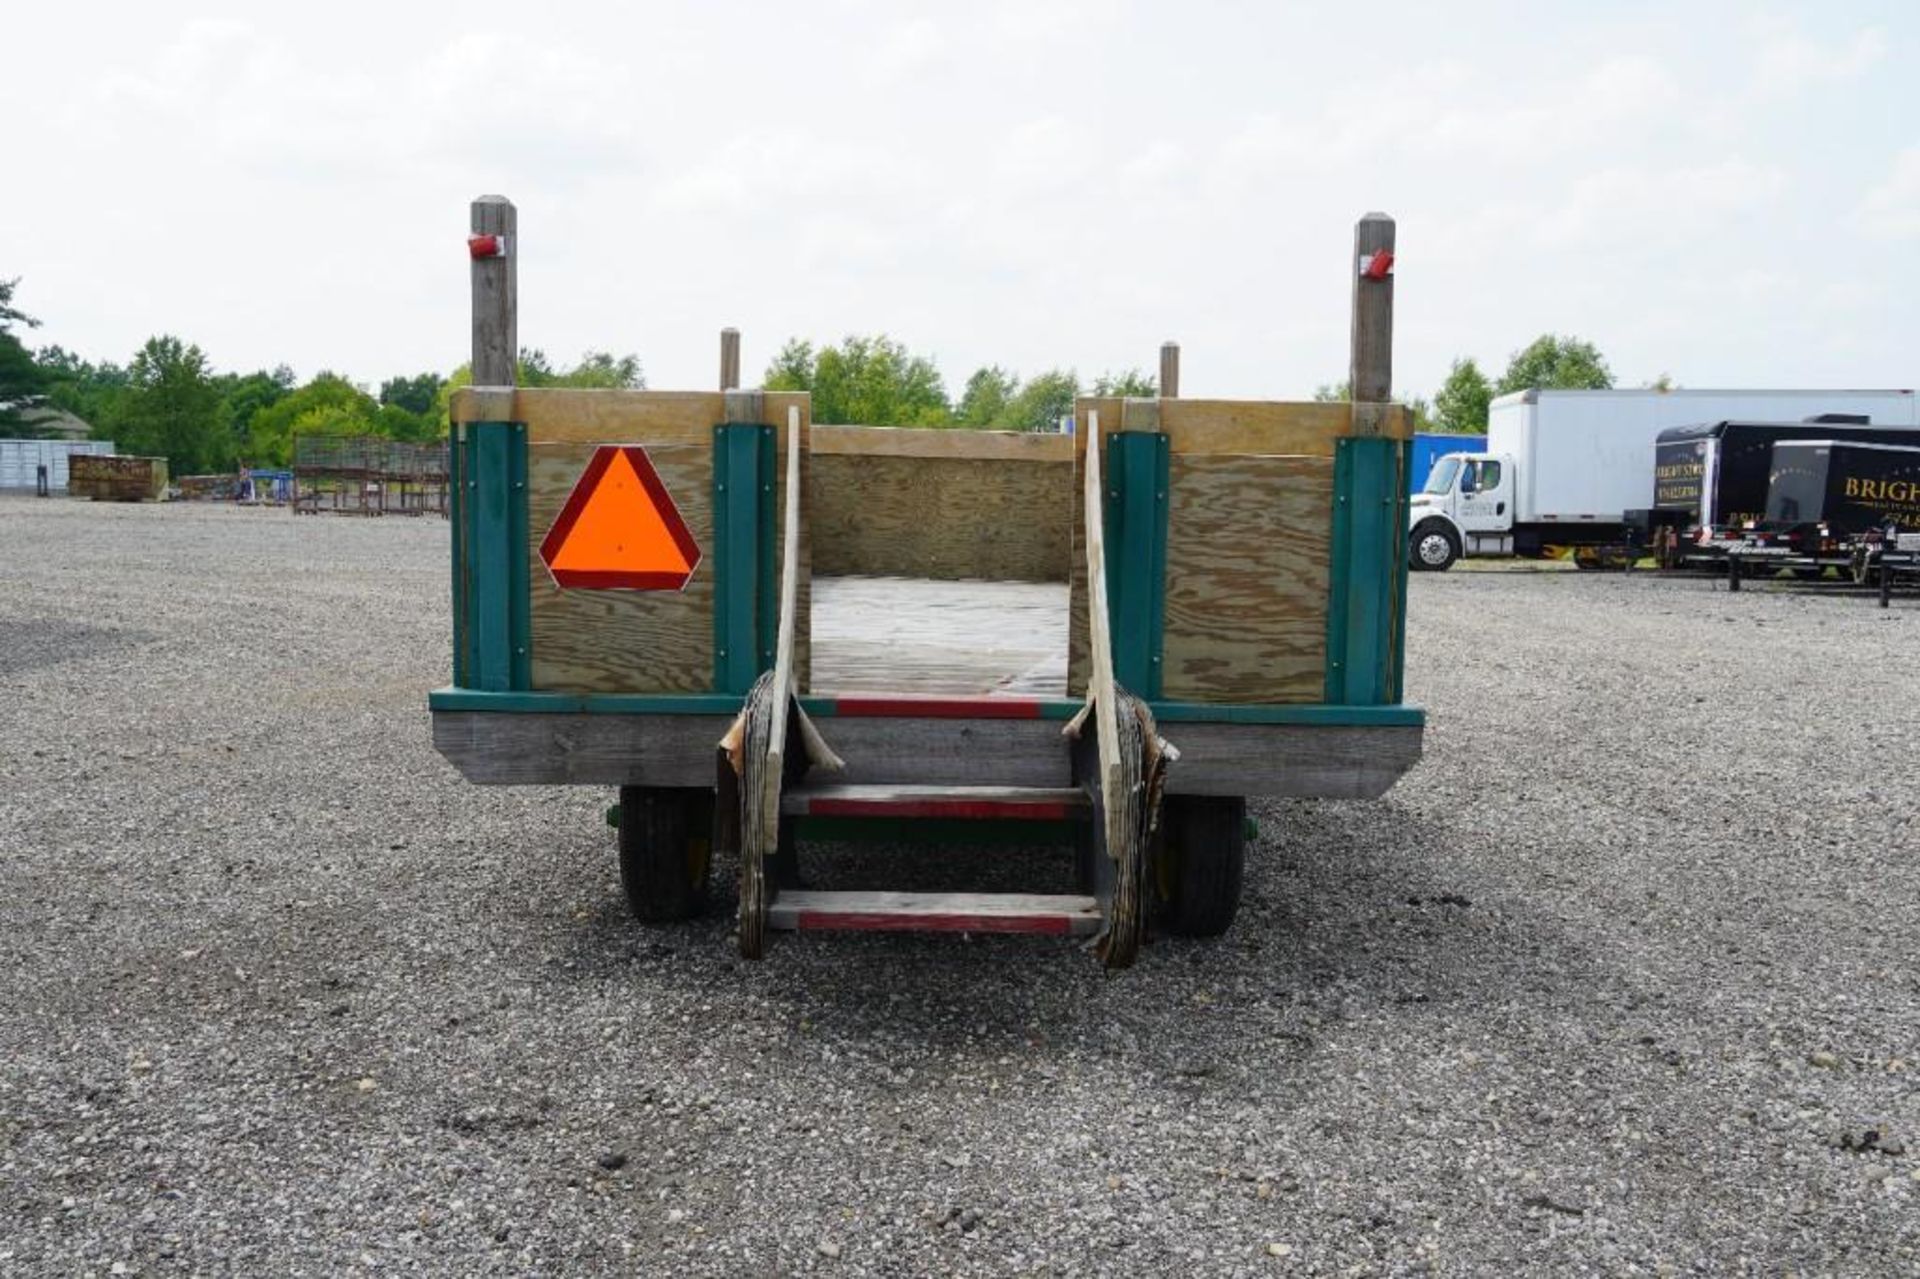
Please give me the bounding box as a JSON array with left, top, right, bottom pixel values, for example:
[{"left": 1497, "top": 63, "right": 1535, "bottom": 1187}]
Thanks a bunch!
[
  {"left": 783, "top": 785, "right": 1087, "bottom": 821},
  {"left": 823, "top": 695, "right": 1049, "bottom": 720},
  {"left": 767, "top": 891, "right": 1102, "bottom": 937}
]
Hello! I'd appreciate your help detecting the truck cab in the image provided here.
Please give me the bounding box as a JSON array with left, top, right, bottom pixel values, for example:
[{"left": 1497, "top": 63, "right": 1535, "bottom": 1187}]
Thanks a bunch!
[{"left": 1407, "top": 452, "right": 1515, "bottom": 570}]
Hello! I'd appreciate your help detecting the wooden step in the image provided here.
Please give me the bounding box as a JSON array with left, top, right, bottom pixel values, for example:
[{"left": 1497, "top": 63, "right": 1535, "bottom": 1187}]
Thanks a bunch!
[
  {"left": 782, "top": 784, "right": 1088, "bottom": 821},
  {"left": 767, "top": 890, "right": 1102, "bottom": 936}
]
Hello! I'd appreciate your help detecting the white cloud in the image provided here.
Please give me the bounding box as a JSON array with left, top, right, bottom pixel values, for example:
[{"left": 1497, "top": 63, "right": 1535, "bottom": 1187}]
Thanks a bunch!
[
  {"left": 1750, "top": 19, "right": 1887, "bottom": 92},
  {"left": 1858, "top": 147, "right": 1920, "bottom": 240}
]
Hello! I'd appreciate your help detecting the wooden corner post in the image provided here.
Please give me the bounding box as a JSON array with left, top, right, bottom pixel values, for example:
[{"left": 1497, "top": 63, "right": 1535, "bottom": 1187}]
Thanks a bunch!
[
  {"left": 1327, "top": 210, "right": 1408, "bottom": 706},
  {"left": 720, "top": 328, "right": 741, "bottom": 392},
  {"left": 471, "top": 196, "right": 518, "bottom": 386},
  {"left": 1159, "top": 341, "right": 1180, "bottom": 399},
  {"left": 454, "top": 195, "right": 529, "bottom": 693},
  {"left": 1349, "top": 212, "right": 1393, "bottom": 437}
]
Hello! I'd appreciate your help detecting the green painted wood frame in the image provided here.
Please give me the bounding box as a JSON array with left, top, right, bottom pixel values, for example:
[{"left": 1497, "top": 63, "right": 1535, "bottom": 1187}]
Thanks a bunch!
[
  {"left": 711, "top": 423, "right": 777, "bottom": 695},
  {"left": 454, "top": 421, "right": 531, "bottom": 691},
  {"left": 1102, "top": 430, "right": 1169, "bottom": 696},
  {"left": 1324, "top": 435, "right": 1410, "bottom": 706}
]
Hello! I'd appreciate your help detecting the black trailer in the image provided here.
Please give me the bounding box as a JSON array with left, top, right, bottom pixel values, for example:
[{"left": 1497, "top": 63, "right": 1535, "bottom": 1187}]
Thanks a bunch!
[
  {"left": 1651, "top": 415, "right": 1920, "bottom": 567},
  {"left": 1726, "top": 440, "right": 1920, "bottom": 602}
]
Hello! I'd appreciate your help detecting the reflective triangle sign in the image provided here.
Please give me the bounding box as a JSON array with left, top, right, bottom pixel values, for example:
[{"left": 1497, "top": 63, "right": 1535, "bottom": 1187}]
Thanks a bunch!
[{"left": 539, "top": 445, "right": 701, "bottom": 591}]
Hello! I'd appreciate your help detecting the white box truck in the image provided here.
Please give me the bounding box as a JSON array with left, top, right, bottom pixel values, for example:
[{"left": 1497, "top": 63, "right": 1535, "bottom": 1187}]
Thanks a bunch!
[{"left": 1406, "top": 388, "right": 1919, "bottom": 570}]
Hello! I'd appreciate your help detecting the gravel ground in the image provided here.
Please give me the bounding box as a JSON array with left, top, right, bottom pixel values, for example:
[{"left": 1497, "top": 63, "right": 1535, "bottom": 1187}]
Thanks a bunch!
[{"left": 2, "top": 495, "right": 1916, "bottom": 1276}]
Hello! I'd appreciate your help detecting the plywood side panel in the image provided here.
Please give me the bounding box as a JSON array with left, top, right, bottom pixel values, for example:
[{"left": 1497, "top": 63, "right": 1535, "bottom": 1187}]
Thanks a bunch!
[
  {"left": 812, "top": 425, "right": 1071, "bottom": 461},
  {"left": 527, "top": 442, "right": 716, "bottom": 693},
  {"left": 1159, "top": 455, "right": 1333, "bottom": 703},
  {"left": 813, "top": 453, "right": 1072, "bottom": 582},
  {"left": 454, "top": 389, "right": 725, "bottom": 444},
  {"left": 1067, "top": 397, "right": 1411, "bottom": 460}
]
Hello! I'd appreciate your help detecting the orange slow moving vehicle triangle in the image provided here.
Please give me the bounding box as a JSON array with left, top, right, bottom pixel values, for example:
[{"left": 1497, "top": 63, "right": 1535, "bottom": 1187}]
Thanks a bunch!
[{"left": 539, "top": 446, "right": 701, "bottom": 590}]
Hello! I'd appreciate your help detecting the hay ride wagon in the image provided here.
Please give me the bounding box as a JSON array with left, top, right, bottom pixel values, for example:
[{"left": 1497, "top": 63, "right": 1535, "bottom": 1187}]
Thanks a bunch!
[{"left": 430, "top": 196, "right": 1424, "bottom": 969}]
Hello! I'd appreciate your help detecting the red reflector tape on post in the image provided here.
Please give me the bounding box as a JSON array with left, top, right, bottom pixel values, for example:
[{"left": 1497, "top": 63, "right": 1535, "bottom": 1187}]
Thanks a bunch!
[
  {"left": 1360, "top": 249, "right": 1394, "bottom": 279},
  {"left": 468, "top": 234, "right": 509, "bottom": 259}
]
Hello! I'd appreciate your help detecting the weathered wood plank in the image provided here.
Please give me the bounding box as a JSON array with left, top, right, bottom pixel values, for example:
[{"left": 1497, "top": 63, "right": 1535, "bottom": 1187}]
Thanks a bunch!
[
  {"left": 1071, "top": 398, "right": 1407, "bottom": 459},
  {"left": 452, "top": 389, "right": 719, "bottom": 440},
  {"left": 1160, "top": 342, "right": 1180, "bottom": 399},
  {"left": 1160, "top": 454, "right": 1334, "bottom": 703},
  {"left": 430, "top": 712, "right": 1421, "bottom": 798},
  {"left": 719, "top": 328, "right": 740, "bottom": 391},
  {"left": 782, "top": 784, "right": 1087, "bottom": 819},
  {"left": 811, "top": 425, "right": 1071, "bottom": 461},
  {"left": 768, "top": 890, "right": 1103, "bottom": 936}
]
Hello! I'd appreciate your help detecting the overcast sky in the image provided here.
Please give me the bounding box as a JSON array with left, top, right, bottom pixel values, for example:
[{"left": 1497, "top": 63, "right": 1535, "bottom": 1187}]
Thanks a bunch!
[{"left": 5, "top": 2, "right": 1916, "bottom": 402}]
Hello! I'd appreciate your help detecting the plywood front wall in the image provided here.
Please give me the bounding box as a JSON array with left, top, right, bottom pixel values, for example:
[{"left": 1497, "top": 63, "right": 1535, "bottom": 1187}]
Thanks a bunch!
[
  {"left": 1159, "top": 455, "right": 1331, "bottom": 701},
  {"left": 811, "top": 426, "right": 1073, "bottom": 582},
  {"left": 518, "top": 391, "right": 810, "bottom": 695},
  {"left": 1068, "top": 397, "right": 1344, "bottom": 704}
]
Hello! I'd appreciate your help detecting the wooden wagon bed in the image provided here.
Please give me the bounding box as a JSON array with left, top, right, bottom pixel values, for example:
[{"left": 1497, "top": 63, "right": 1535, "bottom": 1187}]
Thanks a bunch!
[{"left": 810, "top": 576, "right": 1068, "bottom": 698}]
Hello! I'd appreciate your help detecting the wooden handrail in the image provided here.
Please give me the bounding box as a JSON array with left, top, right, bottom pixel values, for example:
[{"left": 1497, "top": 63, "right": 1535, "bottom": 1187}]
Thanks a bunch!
[
  {"left": 1080, "top": 410, "right": 1126, "bottom": 858},
  {"left": 758, "top": 405, "right": 805, "bottom": 850}
]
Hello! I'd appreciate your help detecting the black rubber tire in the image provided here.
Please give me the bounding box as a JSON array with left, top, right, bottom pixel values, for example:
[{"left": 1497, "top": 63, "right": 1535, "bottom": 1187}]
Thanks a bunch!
[
  {"left": 1072, "top": 823, "right": 1103, "bottom": 897},
  {"left": 1408, "top": 521, "right": 1459, "bottom": 572},
  {"left": 1151, "top": 795, "right": 1246, "bottom": 938},
  {"left": 617, "top": 786, "right": 713, "bottom": 922}
]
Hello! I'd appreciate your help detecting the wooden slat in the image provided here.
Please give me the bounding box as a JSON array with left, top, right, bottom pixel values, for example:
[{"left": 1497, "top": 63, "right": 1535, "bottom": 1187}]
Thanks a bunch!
[
  {"left": 430, "top": 711, "right": 1420, "bottom": 797},
  {"left": 810, "top": 425, "right": 1071, "bottom": 461},
  {"left": 452, "top": 388, "right": 716, "bottom": 439},
  {"left": 1072, "top": 398, "right": 1410, "bottom": 458},
  {"left": 768, "top": 891, "right": 1102, "bottom": 936},
  {"left": 452, "top": 388, "right": 814, "bottom": 450},
  {"left": 1159, "top": 454, "right": 1334, "bottom": 702},
  {"left": 782, "top": 784, "right": 1087, "bottom": 819},
  {"left": 825, "top": 695, "right": 1051, "bottom": 720}
]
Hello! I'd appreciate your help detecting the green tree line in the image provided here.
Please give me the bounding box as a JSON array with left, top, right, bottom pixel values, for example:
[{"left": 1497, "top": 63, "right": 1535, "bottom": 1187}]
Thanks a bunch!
[
  {"left": 1320, "top": 334, "right": 1642, "bottom": 434},
  {"left": 0, "top": 278, "right": 647, "bottom": 474},
  {"left": 3, "top": 272, "right": 1661, "bottom": 470},
  {"left": 764, "top": 335, "right": 1156, "bottom": 431}
]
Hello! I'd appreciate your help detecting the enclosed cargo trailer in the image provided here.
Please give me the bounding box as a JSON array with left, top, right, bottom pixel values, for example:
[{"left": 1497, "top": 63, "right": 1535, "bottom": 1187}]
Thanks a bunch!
[
  {"left": 1408, "top": 389, "right": 1916, "bottom": 570},
  {"left": 1725, "top": 440, "right": 1920, "bottom": 603}
]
